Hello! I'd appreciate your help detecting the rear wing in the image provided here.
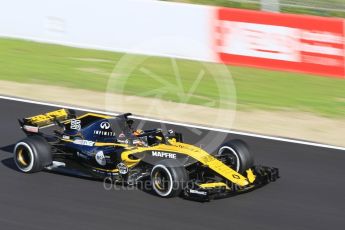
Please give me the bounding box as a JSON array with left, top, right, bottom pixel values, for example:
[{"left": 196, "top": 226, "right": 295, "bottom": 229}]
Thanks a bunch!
[{"left": 18, "top": 109, "right": 75, "bottom": 133}]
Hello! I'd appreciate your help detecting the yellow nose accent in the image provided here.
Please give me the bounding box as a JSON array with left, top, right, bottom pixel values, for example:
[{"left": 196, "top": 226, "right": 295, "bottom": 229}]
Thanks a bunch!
[{"left": 246, "top": 169, "right": 256, "bottom": 183}]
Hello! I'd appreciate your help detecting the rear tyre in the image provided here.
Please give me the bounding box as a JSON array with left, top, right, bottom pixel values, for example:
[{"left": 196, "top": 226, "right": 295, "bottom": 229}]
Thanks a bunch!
[
  {"left": 13, "top": 136, "right": 52, "bottom": 173},
  {"left": 217, "top": 140, "right": 254, "bottom": 173},
  {"left": 150, "top": 160, "right": 188, "bottom": 198}
]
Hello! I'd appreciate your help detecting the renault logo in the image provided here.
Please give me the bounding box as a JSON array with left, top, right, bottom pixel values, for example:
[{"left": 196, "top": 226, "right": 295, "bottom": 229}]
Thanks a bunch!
[{"left": 100, "top": 121, "right": 110, "bottom": 129}]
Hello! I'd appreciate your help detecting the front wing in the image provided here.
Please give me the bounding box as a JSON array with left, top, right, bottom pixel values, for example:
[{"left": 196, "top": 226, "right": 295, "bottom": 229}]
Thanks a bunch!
[{"left": 183, "top": 165, "right": 279, "bottom": 201}]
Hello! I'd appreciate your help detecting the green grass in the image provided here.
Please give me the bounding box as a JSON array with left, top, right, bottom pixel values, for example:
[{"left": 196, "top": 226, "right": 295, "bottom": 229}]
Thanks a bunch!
[
  {"left": 0, "top": 38, "right": 344, "bottom": 117},
  {"left": 165, "top": 0, "right": 260, "bottom": 10},
  {"left": 166, "top": 0, "right": 345, "bottom": 18}
]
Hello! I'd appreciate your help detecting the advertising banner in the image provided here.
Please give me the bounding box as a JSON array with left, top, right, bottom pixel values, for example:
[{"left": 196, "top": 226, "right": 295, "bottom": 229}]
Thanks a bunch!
[{"left": 213, "top": 8, "right": 345, "bottom": 78}]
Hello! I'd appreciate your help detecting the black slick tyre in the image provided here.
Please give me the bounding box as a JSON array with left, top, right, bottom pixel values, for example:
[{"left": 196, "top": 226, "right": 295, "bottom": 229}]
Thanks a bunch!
[
  {"left": 150, "top": 159, "right": 188, "bottom": 198},
  {"left": 13, "top": 136, "right": 52, "bottom": 173},
  {"left": 217, "top": 140, "right": 254, "bottom": 173}
]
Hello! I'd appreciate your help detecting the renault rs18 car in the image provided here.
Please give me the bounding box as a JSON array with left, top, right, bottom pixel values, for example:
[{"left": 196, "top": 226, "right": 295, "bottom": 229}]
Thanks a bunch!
[{"left": 13, "top": 109, "right": 279, "bottom": 201}]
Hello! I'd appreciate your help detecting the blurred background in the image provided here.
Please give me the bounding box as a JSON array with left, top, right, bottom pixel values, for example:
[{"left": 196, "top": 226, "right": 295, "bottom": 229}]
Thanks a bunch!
[
  {"left": 0, "top": 0, "right": 344, "bottom": 146},
  {"left": 169, "top": 0, "right": 345, "bottom": 17}
]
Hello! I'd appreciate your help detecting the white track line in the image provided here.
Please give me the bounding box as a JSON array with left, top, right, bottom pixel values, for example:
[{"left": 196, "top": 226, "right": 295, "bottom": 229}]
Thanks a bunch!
[{"left": 1, "top": 95, "right": 344, "bottom": 151}]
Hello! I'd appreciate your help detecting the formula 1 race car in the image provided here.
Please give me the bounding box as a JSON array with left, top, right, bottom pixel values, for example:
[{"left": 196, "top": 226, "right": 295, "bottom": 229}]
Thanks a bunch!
[{"left": 13, "top": 109, "right": 279, "bottom": 201}]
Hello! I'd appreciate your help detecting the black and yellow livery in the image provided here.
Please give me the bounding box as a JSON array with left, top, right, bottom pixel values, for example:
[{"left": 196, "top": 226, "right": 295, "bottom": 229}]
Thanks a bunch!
[{"left": 13, "top": 109, "right": 279, "bottom": 201}]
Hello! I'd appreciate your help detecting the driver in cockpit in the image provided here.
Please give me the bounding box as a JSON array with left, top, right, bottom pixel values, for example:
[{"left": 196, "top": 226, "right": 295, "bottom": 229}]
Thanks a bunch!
[{"left": 117, "top": 129, "right": 148, "bottom": 146}]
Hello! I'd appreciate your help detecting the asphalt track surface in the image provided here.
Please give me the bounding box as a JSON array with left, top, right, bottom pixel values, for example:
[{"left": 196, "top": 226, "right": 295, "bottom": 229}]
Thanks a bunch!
[{"left": 0, "top": 98, "right": 344, "bottom": 230}]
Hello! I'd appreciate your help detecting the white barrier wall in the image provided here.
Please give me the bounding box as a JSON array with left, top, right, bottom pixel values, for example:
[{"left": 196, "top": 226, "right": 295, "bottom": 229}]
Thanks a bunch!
[
  {"left": 0, "top": 0, "right": 212, "bottom": 61},
  {"left": 1, "top": 0, "right": 344, "bottom": 77}
]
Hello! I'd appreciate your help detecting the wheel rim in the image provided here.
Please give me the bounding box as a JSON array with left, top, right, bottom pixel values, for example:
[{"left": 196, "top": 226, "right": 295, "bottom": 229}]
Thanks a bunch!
[
  {"left": 218, "top": 146, "right": 240, "bottom": 172},
  {"left": 151, "top": 165, "right": 173, "bottom": 197},
  {"left": 14, "top": 142, "right": 34, "bottom": 172},
  {"left": 153, "top": 171, "right": 169, "bottom": 191},
  {"left": 17, "top": 147, "right": 31, "bottom": 167}
]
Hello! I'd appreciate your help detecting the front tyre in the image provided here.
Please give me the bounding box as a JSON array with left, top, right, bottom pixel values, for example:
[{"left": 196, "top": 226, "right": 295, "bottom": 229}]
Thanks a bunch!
[
  {"left": 150, "top": 160, "right": 188, "bottom": 198},
  {"left": 13, "top": 136, "right": 52, "bottom": 173},
  {"left": 217, "top": 140, "right": 254, "bottom": 173}
]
